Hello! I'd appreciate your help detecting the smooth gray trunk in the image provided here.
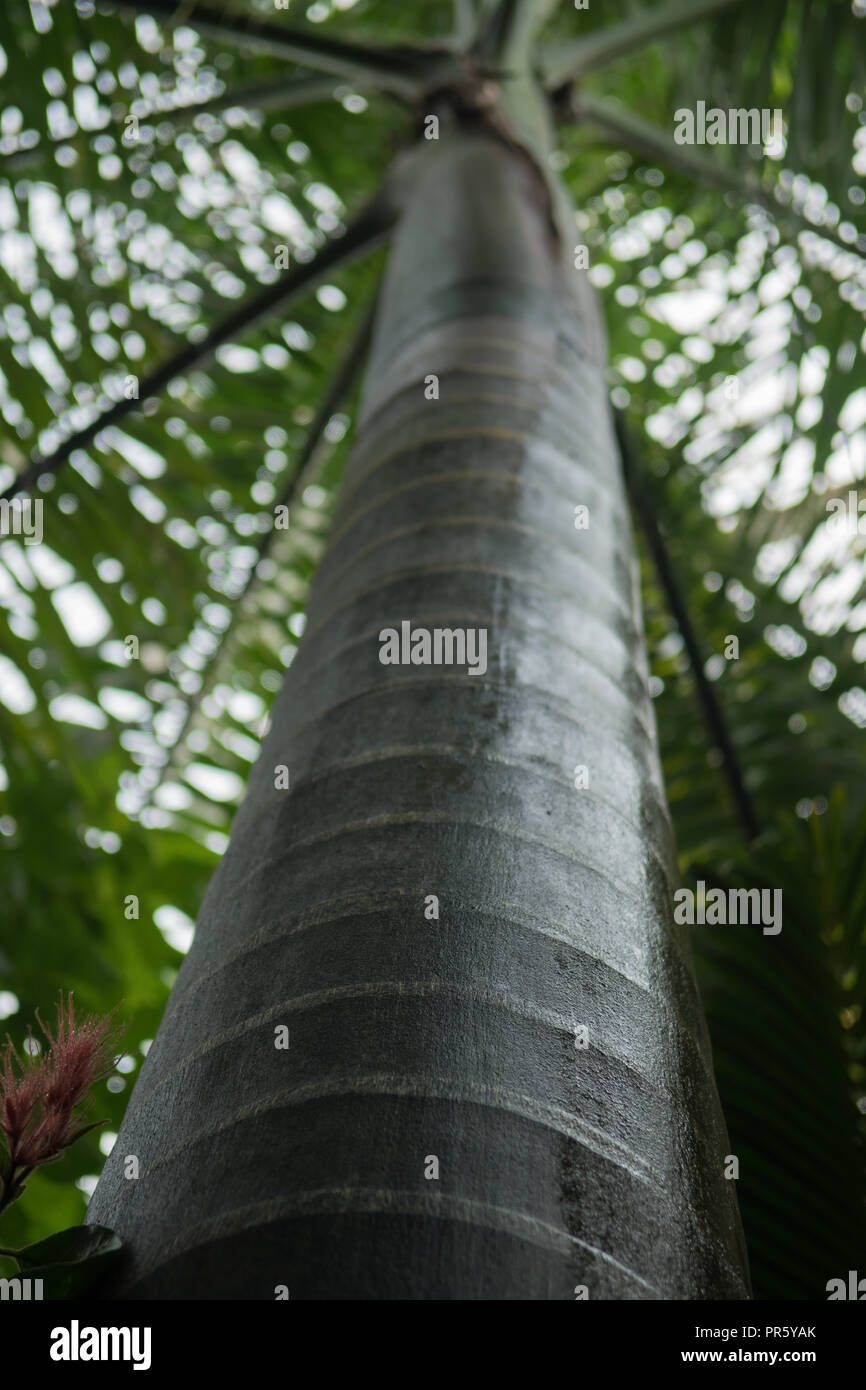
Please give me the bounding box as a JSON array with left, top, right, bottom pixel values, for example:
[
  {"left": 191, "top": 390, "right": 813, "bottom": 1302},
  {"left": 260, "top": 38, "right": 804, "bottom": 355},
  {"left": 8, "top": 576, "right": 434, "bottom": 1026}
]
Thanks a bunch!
[{"left": 88, "top": 128, "right": 750, "bottom": 1299}]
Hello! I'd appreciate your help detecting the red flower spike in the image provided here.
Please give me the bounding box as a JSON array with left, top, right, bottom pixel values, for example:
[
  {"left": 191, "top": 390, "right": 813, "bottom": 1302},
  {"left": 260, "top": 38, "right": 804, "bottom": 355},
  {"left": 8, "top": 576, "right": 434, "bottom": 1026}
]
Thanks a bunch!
[
  {"left": 37, "top": 992, "right": 125, "bottom": 1115},
  {"left": 0, "top": 993, "right": 127, "bottom": 1204},
  {"left": 0, "top": 1037, "right": 43, "bottom": 1156}
]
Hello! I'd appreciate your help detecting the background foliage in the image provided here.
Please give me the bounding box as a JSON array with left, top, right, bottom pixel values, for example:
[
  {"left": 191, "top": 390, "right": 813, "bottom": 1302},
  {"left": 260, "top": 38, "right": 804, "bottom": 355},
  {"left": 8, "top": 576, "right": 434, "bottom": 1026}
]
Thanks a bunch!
[{"left": 0, "top": 0, "right": 864, "bottom": 1299}]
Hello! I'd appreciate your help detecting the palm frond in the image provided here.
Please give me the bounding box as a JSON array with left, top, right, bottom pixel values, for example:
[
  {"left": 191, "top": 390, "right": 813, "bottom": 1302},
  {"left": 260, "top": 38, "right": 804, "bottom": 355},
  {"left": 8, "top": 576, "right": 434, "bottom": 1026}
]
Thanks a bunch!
[
  {"left": 106, "top": 0, "right": 451, "bottom": 97},
  {"left": 1, "top": 191, "right": 394, "bottom": 500},
  {"left": 541, "top": 0, "right": 748, "bottom": 88}
]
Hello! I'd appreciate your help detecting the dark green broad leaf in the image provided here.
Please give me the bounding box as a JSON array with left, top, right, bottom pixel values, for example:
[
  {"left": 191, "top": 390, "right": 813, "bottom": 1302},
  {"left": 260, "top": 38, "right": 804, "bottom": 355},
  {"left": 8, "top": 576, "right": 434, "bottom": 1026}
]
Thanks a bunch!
[{"left": 13, "top": 1225, "right": 122, "bottom": 1299}]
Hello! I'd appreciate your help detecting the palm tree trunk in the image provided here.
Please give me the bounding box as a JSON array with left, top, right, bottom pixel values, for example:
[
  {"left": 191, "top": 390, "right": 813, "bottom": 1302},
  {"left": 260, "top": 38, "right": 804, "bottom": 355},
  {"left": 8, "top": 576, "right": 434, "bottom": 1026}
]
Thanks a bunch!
[{"left": 87, "top": 126, "right": 751, "bottom": 1299}]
